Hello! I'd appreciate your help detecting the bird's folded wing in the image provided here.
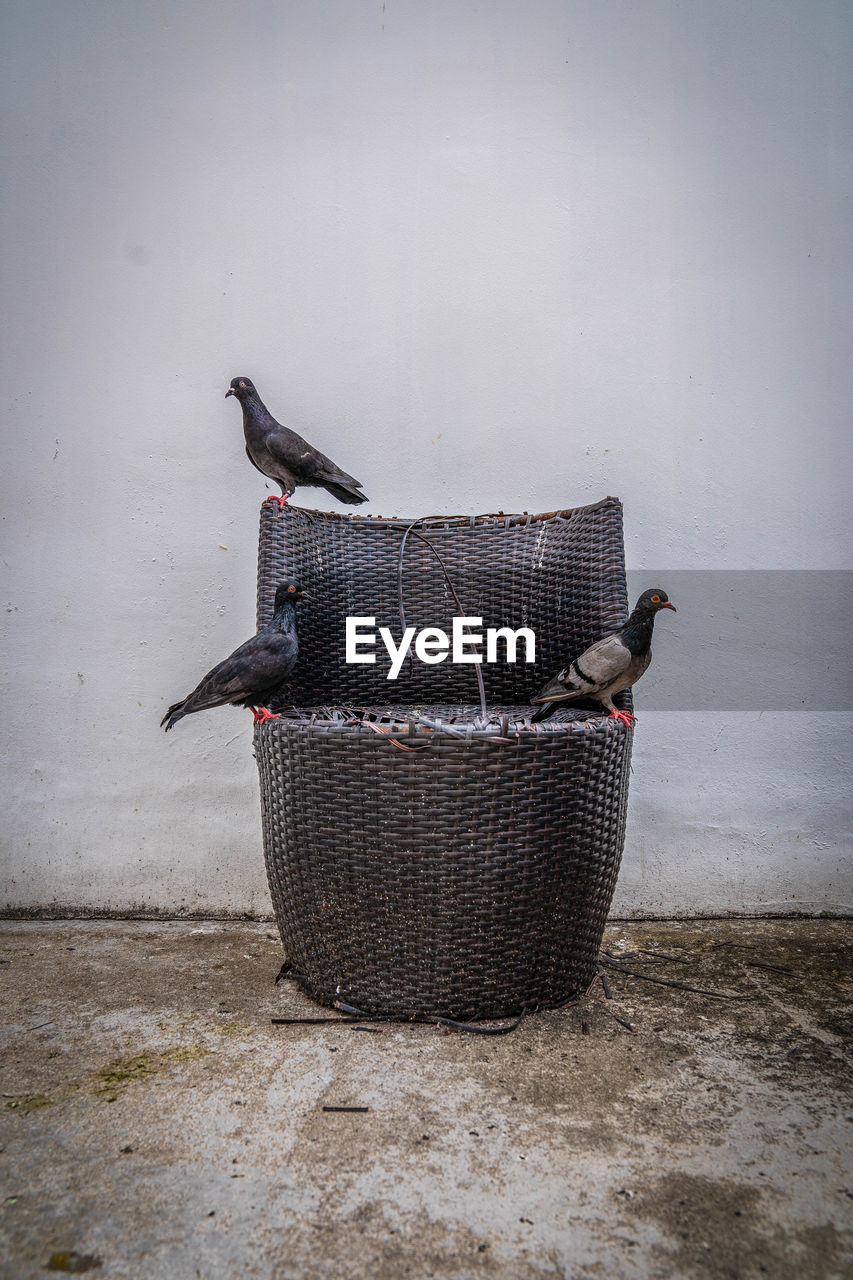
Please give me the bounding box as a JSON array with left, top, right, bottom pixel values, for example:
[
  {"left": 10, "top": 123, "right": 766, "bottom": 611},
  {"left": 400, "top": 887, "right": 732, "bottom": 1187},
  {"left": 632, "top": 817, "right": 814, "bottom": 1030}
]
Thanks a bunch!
[
  {"left": 570, "top": 634, "right": 633, "bottom": 691},
  {"left": 305, "top": 453, "right": 363, "bottom": 489},
  {"left": 531, "top": 634, "right": 632, "bottom": 703},
  {"left": 184, "top": 635, "right": 294, "bottom": 713},
  {"left": 266, "top": 427, "right": 362, "bottom": 488},
  {"left": 531, "top": 670, "right": 575, "bottom": 703},
  {"left": 292, "top": 438, "right": 362, "bottom": 487},
  {"left": 179, "top": 655, "right": 261, "bottom": 714}
]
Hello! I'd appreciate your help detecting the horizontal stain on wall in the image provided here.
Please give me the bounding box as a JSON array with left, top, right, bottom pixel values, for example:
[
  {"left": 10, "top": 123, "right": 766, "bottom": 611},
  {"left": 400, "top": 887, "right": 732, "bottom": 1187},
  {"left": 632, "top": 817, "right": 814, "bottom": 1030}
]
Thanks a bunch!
[{"left": 626, "top": 571, "right": 853, "bottom": 711}]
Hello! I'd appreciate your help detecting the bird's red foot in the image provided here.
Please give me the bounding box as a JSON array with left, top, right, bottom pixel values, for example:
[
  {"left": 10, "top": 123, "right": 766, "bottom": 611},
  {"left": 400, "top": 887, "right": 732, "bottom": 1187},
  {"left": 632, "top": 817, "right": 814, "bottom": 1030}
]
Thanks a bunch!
[
  {"left": 251, "top": 706, "right": 281, "bottom": 726},
  {"left": 608, "top": 708, "right": 636, "bottom": 727},
  {"left": 266, "top": 495, "right": 291, "bottom": 513}
]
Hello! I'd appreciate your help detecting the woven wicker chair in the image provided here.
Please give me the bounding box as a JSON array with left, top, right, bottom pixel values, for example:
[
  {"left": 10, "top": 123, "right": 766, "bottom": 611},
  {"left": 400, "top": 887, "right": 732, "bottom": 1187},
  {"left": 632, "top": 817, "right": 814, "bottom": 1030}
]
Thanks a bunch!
[{"left": 254, "top": 498, "right": 633, "bottom": 1021}]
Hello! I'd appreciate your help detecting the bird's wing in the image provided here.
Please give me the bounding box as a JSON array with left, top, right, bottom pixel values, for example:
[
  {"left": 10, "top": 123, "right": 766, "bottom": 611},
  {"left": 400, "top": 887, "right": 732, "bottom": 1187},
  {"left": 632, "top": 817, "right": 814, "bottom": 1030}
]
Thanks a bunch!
[
  {"left": 300, "top": 450, "right": 363, "bottom": 490},
  {"left": 267, "top": 426, "right": 363, "bottom": 488},
  {"left": 176, "top": 632, "right": 297, "bottom": 716},
  {"left": 531, "top": 634, "right": 633, "bottom": 704},
  {"left": 570, "top": 634, "right": 634, "bottom": 691}
]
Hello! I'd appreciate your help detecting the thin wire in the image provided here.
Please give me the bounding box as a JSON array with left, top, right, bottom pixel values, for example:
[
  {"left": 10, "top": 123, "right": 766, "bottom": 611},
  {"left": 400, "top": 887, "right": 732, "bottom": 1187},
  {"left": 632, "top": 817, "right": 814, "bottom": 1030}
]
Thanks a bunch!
[{"left": 396, "top": 520, "right": 488, "bottom": 721}]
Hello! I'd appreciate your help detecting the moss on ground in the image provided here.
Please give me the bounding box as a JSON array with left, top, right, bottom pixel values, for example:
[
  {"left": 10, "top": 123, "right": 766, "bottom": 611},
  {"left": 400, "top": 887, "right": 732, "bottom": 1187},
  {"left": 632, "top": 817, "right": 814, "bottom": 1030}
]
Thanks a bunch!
[
  {"left": 4, "top": 1093, "right": 53, "bottom": 1115},
  {"left": 94, "top": 1045, "right": 211, "bottom": 1100}
]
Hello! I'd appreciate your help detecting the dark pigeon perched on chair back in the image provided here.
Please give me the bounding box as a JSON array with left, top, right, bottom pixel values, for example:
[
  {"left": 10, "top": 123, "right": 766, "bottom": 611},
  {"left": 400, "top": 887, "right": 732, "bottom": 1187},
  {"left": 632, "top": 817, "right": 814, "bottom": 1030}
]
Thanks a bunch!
[{"left": 226, "top": 376, "right": 368, "bottom": 510}]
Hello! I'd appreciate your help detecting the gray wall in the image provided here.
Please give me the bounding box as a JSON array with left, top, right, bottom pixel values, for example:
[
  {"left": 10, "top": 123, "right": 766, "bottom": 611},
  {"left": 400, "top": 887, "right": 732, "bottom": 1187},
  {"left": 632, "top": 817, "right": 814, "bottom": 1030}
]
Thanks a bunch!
[{"left": 1, "top": 0, "right": 850, "bottom": 916}]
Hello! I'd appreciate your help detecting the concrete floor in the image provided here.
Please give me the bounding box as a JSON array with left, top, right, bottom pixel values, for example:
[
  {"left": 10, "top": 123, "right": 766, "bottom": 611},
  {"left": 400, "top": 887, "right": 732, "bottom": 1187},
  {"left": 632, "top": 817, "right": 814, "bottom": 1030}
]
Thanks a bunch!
[{"left": 0, "top": 919, "right": 850, "bottom": 1280}]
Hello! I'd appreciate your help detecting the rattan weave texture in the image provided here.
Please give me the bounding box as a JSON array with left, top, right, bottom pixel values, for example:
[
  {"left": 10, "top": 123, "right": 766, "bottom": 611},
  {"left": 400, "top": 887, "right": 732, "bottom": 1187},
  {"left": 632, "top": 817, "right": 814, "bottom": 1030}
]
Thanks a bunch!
[
  {"left": 256, "top": 499, "right": 630, "bottom": 709},
  {"left": 254, "top": 500, "right": 634, "bottom": 1020}
]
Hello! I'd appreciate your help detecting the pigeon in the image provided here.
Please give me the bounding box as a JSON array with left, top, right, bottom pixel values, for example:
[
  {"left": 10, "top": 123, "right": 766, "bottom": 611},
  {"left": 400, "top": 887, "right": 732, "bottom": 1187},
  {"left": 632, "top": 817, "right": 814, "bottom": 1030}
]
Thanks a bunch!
[
  {"left": 530, "top": 588, "right": 676, "bottom": 726},
  {"left": 226, "top": 376, "right": 368, "bottom": 510},
  {"left": 161, "top": 581, "right": 304, "bottom": 731}
]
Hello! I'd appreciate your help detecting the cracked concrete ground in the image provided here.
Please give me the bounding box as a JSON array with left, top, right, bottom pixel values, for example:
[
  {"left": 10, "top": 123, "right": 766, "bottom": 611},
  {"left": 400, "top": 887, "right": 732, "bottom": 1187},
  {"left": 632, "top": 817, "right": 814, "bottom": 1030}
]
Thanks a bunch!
[{"left": 0, "top": 919, "right": 850, "bottom": 1279}]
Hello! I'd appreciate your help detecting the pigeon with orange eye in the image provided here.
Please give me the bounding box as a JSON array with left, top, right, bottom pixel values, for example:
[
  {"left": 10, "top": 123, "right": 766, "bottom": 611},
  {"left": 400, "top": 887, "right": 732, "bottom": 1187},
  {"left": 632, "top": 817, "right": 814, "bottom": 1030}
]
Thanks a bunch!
[
  {"left": 161, "top": 582, "right": 306, "bottom": 732},
  {"left": 530, "top": 588, "right": 676, "bottom": 725},
  {"left": 226, "top": 376, "right": 368, "bottom": 511}
]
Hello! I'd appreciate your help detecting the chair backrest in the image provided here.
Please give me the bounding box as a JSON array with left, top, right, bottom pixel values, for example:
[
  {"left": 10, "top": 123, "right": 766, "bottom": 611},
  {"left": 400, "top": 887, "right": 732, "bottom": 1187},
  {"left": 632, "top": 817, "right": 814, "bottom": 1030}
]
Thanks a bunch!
[{"left": 256, "top": 499, "right": 628, "bottom": 708}]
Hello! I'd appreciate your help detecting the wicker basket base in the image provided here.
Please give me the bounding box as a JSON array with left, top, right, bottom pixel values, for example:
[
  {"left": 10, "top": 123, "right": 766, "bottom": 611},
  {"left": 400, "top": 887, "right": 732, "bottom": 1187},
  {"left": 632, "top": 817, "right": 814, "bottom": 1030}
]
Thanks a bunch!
[{"left": 256, "top": 706, "right": 632, "bottom": 1021}]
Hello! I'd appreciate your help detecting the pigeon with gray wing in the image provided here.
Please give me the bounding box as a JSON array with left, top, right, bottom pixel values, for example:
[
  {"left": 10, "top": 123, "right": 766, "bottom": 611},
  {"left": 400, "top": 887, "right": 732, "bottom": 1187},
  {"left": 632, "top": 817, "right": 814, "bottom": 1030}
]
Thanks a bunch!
[
  {"left": 226, "top": 376, "right": 368, "bottom": 509},
  {"left": 530, "top": 588, "right": 676, "bottom": 725},
  {"left": 161, "top": 581, "right": 304, "bottom": 731}
]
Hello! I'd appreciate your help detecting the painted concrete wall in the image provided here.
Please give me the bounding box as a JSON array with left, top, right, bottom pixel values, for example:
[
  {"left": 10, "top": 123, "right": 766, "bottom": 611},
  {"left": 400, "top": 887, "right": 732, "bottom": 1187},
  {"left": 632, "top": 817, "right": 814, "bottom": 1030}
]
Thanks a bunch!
[{"left": 1, "top": 0, "right": 850, "bottom": 916}]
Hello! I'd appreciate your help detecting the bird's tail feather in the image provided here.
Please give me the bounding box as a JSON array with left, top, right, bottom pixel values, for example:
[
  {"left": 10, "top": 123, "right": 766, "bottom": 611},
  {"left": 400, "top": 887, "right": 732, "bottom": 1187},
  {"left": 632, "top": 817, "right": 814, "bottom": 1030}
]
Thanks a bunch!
[
  {"left": 160, "top": 701, "right": 186, "bottom": 732},
  {"left": 530, "top": 701, "right": 558, "bottom": 723}
]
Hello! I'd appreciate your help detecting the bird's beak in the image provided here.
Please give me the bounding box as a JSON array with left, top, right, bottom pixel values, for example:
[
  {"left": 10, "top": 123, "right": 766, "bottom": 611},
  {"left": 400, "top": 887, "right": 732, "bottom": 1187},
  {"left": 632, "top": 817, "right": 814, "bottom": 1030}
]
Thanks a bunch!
[
  {"left": 225, "top": 387, "right": 235, "bottom": 398},
  {"left": 662, "top": 601, "right": 677, "bottom": 611}
]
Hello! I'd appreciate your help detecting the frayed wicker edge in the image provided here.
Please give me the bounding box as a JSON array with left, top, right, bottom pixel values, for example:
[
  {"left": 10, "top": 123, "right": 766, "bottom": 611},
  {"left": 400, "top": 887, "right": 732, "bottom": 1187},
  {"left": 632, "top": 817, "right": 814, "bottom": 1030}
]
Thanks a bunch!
[
  {"left": 254, "top": 705, "right": 634, "bottom": 750},
  {"left": 260, "top": 499, "right": 618, "bottom": 532}
]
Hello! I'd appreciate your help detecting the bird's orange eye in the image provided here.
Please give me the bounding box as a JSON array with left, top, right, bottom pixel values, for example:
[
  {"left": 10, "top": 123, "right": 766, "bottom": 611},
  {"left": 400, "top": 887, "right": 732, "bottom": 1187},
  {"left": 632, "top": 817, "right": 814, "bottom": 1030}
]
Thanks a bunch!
[
  {"left": 288, "top": 585, "right": 296, "bottom": 592},
  {"left": 651, "top": 595, "right": 660, "bottom": 603},
  {"left": 239, "top": 380, "right": 246, "bottom": 388}
]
